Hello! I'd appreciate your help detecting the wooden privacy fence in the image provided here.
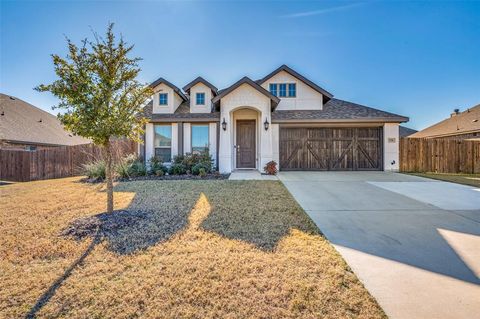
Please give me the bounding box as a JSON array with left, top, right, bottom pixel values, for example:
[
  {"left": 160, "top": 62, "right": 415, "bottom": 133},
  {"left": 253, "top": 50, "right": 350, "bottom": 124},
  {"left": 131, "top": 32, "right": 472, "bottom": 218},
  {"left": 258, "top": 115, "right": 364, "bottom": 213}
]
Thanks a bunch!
[
  {"left": 400, "top": 138, "right": 480, "bottom": 174},
  {"left": 0, "top": 140, "right": 137, "bottom": 182}
]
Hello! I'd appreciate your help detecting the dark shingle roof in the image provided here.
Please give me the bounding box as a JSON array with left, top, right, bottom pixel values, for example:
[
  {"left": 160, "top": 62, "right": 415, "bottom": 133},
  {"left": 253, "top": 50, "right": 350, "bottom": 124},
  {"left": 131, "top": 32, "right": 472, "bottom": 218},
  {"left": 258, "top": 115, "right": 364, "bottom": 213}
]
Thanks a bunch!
[
  {"left": 0, "top": 93, "right": 91, "bottom": 146},
  {"left": 212, "top": 76, "right": 280, "bottom": 109},
  {"left": 271, "top": 98, "right": 408, "bottom": 123},
  {"left": 399, "top": 126, "right": 418, "bottom": 137},
  {"left": 149, "top": 77, "right": 188, "bottom": 101},
  {"left": 257, "top": 64, "right": 333, "bottom": 99},
  {"left": 143, "top": 100, "right": 220, "bottom": 122},
  {"left": 182, "top": 77, "right": 218, "bottom": 95}
]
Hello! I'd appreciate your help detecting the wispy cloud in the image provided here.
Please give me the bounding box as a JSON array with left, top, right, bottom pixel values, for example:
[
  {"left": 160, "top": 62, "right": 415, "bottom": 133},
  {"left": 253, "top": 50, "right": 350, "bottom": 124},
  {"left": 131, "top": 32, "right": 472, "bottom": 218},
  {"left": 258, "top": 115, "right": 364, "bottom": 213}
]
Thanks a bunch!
[{"left": 280, "top": 2, "right": 365, "bottom": 18}]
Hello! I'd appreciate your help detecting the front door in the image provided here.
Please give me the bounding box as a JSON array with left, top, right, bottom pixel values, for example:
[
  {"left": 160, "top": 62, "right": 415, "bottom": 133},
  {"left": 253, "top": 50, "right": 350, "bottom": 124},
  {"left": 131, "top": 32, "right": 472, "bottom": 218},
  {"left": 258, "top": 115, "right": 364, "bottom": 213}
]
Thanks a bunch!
[{"left": 236, "top": 120, "right": 256, "bottom": 168}]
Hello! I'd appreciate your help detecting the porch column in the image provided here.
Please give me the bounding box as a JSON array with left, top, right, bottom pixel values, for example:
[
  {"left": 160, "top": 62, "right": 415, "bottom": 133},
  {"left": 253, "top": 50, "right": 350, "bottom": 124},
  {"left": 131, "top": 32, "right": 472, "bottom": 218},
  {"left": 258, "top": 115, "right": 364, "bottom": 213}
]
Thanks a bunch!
[{"left": 259, "top": 110, "right": 273, "bottom": 173}]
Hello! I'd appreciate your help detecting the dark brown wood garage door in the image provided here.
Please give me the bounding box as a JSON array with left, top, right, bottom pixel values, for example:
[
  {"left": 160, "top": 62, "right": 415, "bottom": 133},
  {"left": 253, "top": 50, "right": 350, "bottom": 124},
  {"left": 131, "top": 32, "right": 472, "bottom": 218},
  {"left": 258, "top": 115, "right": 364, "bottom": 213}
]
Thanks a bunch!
[{"left": 279, "top": 127, "right": 383, "bottom": 171}]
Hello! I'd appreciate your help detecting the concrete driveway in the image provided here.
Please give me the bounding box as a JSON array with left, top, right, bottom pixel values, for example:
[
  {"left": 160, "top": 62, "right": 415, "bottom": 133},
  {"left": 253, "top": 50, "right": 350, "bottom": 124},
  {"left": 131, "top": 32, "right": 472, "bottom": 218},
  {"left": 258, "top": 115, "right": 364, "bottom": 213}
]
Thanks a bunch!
[{"left": 279, "top": 171, "right": 480, "bottom": 319}]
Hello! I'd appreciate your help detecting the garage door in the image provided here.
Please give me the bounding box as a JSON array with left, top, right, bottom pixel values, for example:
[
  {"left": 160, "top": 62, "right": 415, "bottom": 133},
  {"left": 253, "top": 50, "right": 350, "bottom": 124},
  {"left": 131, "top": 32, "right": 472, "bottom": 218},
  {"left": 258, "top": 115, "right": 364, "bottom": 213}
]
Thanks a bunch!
[{"left": 279, "top": 127, "right": 383, "bottom": 171}]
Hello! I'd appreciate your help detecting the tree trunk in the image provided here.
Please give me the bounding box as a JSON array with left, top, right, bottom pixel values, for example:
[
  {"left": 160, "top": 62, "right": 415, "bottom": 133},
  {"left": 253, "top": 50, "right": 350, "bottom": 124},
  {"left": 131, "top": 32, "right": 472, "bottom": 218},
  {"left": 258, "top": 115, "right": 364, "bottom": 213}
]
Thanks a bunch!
[{"left": 105, "top": 139, "right": 114, "bottom": 213}]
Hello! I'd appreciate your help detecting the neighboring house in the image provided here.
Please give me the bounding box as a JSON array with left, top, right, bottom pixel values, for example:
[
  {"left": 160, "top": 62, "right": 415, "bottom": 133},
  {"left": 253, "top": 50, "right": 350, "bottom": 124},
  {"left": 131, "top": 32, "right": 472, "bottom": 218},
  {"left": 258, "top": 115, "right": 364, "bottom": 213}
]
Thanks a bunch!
[
  {"left": 409, "top": 104, "right": 480, "bottom": 140},
  {"left": 143, "top": 65, "right": 408, "bottom": 173},
  {"left": 399, "top": 126, "right": 418, "bottom": 137},
  {"left": 0, "top": 93, "right": 90, "bottom": 150}
]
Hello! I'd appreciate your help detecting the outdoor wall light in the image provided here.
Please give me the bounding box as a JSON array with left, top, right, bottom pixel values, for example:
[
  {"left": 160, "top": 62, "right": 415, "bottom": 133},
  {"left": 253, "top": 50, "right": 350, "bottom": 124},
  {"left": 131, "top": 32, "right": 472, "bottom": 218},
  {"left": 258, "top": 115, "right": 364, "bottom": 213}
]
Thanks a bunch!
[
  {"left": 222, "top": 118, "right": 227, "bottom": 131},
  {"left": 264, "top": 118, "right": 270, "bottom": 131}
]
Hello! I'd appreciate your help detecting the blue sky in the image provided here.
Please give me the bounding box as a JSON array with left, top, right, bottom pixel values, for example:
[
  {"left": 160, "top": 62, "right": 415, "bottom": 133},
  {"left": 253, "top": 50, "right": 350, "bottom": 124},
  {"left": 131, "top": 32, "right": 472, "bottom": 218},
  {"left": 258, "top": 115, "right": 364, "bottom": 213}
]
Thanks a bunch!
[{"left": 1, "top": 0, "right": 479, "bottom": 130}]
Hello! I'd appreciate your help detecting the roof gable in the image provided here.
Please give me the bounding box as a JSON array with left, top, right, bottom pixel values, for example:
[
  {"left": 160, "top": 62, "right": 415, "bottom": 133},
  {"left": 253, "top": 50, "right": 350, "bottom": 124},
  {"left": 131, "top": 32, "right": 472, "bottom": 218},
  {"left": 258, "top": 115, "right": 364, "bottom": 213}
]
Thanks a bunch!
[
  {"left": 183, "top": 76, "right": 218, "bottom": 95},
  {"left": 212, "top": 77, "right": 280, "bottom": 109},
  {"left": 149, "top": 77, "right": 188, "bottom": 101},
  {"left": 257, "top": 64, "right": 333, "bottom": 99}
]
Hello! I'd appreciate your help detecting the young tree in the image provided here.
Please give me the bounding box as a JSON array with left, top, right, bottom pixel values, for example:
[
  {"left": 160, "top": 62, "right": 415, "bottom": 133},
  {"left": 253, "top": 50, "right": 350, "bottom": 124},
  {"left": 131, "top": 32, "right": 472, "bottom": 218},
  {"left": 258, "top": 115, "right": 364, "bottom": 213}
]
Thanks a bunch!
[{"left": 36, "top": 24, "right": 152, "bottom": 213}]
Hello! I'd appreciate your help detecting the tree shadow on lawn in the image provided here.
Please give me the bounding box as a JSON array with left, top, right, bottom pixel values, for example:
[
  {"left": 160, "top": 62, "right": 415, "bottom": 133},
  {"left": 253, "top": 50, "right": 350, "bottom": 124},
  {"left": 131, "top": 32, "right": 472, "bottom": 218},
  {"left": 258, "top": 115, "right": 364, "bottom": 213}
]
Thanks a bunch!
[{"left": 27, "top": 180, "right": 317, "bottom": 317}]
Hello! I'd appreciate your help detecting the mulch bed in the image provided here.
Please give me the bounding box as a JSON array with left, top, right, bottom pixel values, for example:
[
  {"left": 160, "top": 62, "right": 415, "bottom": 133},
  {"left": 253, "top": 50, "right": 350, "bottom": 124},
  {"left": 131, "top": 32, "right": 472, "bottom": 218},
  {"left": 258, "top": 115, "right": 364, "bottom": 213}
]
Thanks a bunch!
[{"left": 81, "top": 173, "right": 230, "bottom": 184}]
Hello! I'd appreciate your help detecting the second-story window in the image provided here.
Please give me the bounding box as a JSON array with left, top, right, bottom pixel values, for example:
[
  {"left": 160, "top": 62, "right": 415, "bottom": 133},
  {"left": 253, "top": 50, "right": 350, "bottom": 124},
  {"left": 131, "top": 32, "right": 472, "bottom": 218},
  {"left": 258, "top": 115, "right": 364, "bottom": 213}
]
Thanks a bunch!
[
  {"left": 159, "top": 93, "right": 168, "bottom": 105},
  {"left": 288, "top": 83, "right": 296, "bottom": 97},
  {"left": 196, "top": 93, "right": 205, "bottom": 105},
  {"left": 269, "top": 83, "right": 277, "bottom": 96},
  {"left": 279, "top": 84, "right": 287, "bottom": 97}
]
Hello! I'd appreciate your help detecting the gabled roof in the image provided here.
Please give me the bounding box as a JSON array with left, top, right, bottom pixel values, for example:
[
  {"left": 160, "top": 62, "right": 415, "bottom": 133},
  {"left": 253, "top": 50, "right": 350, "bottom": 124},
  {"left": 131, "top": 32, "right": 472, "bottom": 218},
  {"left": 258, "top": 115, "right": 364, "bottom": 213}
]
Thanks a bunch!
[
  {"left": 212, "top": 76, "right": 280, "bottom": 109},
  {"left": 143, "top": 100, "right": 220, "bottom": 122},
  {"left": 0, "top": 93, "right": 91, "bottom": 146},
  {"left": 409, "top": 104, "right": 480, "bottom": 138},
  {"left": 149, "top": 77, "right": 188, "bottom": 101},
  {"left": 182, "top": 76, "right": 218, "bottom": 95},
  {"left": 271, "top": 98, "right": 408, "bottom": 123},
  {"left": 257, "top": 64, "right": 333, "bottom": 99}
]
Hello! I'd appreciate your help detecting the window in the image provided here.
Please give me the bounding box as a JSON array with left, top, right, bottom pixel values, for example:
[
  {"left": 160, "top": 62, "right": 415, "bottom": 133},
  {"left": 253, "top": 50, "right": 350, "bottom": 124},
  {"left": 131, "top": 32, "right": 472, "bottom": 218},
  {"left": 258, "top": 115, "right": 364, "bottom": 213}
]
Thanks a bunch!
[
  {"left": 279, "top": 83, "right": 287, "bottom": 97},
  {"left": 154, "top": 124, "right": 172, "bottom": 162},
  {"left": 191, "top": 125, "right": 209, "bottom": 154},
  {"left": 196, "top": 93, "right": 205, "bottom": 105},
  {"left": 159, "top": 93, "right": 168, "bottom": 105},
  {"left": 269, "top": 83, "right": 278, "bottom": 96},
  {"left": 288, "top": 83, "right": 296, "bottom": 97},
  {"left": 25, "top": 145, "right": 37, "bottom": 151}
]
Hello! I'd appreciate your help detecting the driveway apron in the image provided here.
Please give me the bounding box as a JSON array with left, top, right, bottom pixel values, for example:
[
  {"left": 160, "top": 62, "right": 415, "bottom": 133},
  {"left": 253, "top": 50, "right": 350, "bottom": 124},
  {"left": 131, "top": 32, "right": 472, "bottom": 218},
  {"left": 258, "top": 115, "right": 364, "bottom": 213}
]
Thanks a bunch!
[{"left": 279, "top": 171, "right": 480, "bottom": 319}]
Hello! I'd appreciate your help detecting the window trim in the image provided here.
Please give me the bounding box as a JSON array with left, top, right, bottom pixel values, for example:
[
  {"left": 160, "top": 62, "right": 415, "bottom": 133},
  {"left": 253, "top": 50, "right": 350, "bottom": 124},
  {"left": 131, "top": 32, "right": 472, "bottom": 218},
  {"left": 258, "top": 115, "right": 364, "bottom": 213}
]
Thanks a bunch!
[
  {"left": 191, "top": 123, "right": 210, "bottom": 154},
  {"left": 154, "top": 124, "right": 172, "bottom": 162},
  {"left": 158, "top": 93, "right": 168, "bottom": 106},
  {"left": 196, "top": 92, "right": 206, "bottom": 105}
]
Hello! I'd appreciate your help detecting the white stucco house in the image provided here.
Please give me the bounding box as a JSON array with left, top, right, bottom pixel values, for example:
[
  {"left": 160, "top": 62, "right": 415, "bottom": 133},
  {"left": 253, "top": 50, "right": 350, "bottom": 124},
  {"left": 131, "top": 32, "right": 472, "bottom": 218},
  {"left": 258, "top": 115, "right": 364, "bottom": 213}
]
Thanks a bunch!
[{"left": 142, "top": 65, "right": 408, "bottom": 173}]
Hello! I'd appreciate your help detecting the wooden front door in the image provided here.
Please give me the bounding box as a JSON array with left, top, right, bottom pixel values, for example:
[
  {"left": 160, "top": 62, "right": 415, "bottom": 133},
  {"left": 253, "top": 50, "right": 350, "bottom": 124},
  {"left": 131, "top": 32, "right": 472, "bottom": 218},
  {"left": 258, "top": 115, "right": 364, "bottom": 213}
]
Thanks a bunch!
[{"left": 236, "top": 120, "right": 256, "bottom": 168}]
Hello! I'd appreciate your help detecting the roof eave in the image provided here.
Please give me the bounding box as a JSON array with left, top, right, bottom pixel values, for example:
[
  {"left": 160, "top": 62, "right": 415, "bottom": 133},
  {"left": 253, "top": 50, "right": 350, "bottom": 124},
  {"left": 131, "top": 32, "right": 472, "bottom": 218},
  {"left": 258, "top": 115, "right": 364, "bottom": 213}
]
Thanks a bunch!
[{"left": 272, "top": 117, "right": 409, "bottom": 124}]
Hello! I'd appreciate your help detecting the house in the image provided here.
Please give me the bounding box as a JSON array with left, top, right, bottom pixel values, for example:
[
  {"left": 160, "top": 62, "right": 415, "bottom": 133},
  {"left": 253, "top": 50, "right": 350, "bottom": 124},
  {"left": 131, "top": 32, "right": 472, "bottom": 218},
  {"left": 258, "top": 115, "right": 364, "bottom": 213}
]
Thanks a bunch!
[
  {"left": 142, "top": 65, "right": 408, "bottom": 173},
  {"left": 0, "top": 93, "right": 90, "bottom": 150},
  {"left": 399, "top": 126, "right": 417, "bottom": 137},
  {"left": 409, "top": 104, "right": 480, "bottom": 140}
]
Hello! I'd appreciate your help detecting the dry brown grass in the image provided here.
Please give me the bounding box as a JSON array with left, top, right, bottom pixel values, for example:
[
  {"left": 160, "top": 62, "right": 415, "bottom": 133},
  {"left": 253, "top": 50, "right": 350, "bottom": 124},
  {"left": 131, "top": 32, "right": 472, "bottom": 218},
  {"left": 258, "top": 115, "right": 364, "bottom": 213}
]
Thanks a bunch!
[{"left": 1, "top": 177, "right": 386, "bottom": 318}]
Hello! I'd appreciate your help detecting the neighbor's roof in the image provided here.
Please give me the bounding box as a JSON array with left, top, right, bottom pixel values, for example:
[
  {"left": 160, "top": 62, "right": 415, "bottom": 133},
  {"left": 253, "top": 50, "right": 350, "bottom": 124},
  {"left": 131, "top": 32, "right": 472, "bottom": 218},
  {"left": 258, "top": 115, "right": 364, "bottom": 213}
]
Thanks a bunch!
[
  {"left": 271, "top": 98, "right": 409, "bottom": 123},
  {"left": 182, "top": 76, "right": 218, "bottom": 95},
  {"left": 257, "top": 64, "right": 333, "bottom": 100},
  {"left": 143, "top": 100, "right": 220, "bottom": 122},
  {"left": 0, "top": 93, "right": 91, "bottom": 146},
  {"left": 212, "top": 77, "right": 280, "bottom": 109},
  {"left": 399, "top": 126, "right": 418, "bottom": 137},
  {"left": 409, "top": 104, "right": 480, "bottom": 138},
  {"left": 149, "top": 77, "right": 188, "bottom": 101}
]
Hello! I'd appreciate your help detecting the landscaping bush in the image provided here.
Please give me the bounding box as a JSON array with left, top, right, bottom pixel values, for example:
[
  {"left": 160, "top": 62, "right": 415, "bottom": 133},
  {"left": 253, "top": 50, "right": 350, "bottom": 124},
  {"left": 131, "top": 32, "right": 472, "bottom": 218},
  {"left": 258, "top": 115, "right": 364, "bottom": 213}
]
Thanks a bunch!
[
  {"left": 169, "top": 163, "right": 187, "bottom": 175},
  {"left": 198, "top": 168, "right": 207, "bottom": 177},
  {"left": 191, "top": 162, "right": 211, "bottom": 175},
  {"left": 264, "top": 161, "right": 277, "bottom": 175},
  {"left": 148, "top": 156, "right": 167, "bottom": 175},
  {"left": 82, "top": 159, "right": 106, "bottom": 180},
  {"left": 116, "top": 154, "right": 147, "bottom": 178},
  {"left": 171, "top": 149, "right": 214, "bottom": 175}
]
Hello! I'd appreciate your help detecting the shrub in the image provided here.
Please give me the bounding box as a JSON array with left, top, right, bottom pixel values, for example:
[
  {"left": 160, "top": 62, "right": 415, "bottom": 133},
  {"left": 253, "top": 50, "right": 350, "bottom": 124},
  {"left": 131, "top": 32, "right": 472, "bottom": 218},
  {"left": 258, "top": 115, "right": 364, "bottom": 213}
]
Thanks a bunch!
[
  {"left": 116, "top": 154, "right": 147, "bottom": 178},
  {"left": 169, "top": 163, "right": 187, "bottom": 175},
  {"left": 264, "top": 161, "right": 277, "bottom": 175},
  {"left": 191, "top": 162, "right": 210, "bottom": 175},
  {"left": 82, "top": 159, "right": 106, "bottom": 180},
  {"left": 148, "top": 156, "right": 166, "bottom": 175},
  {"left": 198, "top": 168, "right": 207, "bottom": 177},
  {"left": 155, "top": 169, "right": 164, "bottom": 177},
  {"left": 172, "top": 149, "right": 214, "bottom": 174}
]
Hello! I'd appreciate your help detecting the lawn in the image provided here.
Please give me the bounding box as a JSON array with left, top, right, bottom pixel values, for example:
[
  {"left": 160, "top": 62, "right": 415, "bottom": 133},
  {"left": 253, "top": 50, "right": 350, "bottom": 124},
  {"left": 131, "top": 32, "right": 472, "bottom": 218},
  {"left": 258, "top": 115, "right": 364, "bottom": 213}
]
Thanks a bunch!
[
  {"left": 1, "top": 177, "right": 385, "bottom": 318},
  {"left": 405, "top": 172, "right": 480, "bottom": 187}
]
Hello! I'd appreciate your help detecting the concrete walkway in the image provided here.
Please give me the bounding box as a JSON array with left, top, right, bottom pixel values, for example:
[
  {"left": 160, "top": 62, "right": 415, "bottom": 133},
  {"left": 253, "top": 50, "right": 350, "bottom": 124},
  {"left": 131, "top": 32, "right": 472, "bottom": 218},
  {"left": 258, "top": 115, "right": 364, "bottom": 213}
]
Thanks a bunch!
[{"left": 279, "top": 171, "right": 480, "bottom": 319}]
